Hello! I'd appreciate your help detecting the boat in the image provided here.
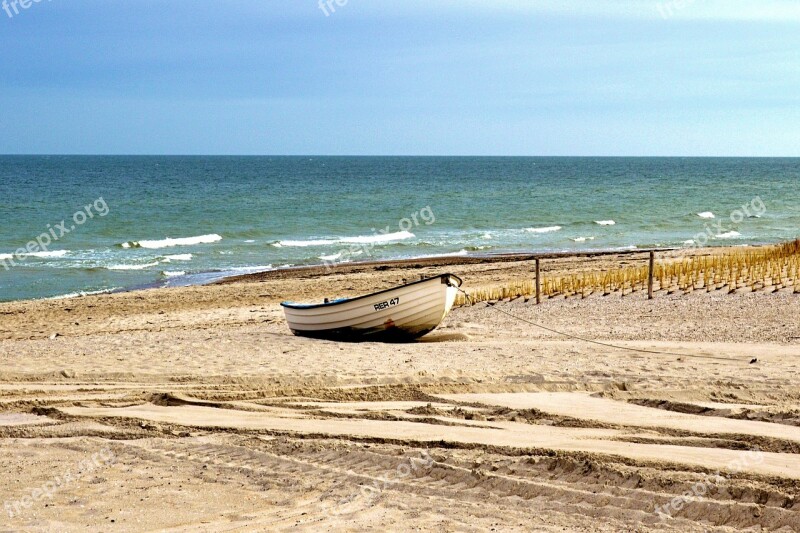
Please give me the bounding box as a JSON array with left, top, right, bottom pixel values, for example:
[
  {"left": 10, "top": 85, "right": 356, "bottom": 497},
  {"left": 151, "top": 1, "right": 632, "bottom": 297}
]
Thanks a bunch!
[{"left": 281, "top": 273, "right": 463, "bottom": 341}]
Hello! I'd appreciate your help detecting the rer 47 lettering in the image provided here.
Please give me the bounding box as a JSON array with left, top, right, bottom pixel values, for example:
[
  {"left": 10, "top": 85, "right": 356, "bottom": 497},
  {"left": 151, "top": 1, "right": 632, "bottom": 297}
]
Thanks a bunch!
[{"left": 374, "top": 298, "right": 399, "bottom": 311}]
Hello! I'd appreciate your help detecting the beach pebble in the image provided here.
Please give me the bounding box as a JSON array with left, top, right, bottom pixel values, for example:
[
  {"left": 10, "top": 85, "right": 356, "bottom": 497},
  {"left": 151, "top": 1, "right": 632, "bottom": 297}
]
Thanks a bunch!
[
  {"left": 60, "top": 369, "right": 76, "bottom": 378},
  {"left": 50, "top": 333, "right": 60, "bottom": 339}
]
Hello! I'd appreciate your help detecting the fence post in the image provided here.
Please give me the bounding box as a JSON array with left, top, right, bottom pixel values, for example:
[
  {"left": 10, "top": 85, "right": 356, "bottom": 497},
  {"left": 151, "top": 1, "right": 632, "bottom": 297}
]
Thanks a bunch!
[
  {"left": 535, "top": 258, "right": 541, "bottom": 305},
  {"left": 648, "top": 251, "right": 655, "bottom": 300}
]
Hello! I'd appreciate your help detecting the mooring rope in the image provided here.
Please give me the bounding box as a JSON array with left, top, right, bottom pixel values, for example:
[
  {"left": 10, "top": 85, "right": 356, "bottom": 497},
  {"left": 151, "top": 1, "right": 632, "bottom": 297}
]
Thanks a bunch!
[{"left": 457, "top": 288, "right": 752, "bottom": 364}]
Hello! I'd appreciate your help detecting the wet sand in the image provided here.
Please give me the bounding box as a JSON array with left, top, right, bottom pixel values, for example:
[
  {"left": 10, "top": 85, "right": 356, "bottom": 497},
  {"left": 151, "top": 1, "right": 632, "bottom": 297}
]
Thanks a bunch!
[{"left": 1, "top": 249, "right": 799, "bottom": 531}]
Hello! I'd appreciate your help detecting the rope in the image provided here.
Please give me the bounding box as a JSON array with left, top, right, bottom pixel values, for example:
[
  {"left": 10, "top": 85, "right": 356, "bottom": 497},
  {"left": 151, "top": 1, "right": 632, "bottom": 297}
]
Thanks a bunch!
[{"left": 457, "top": 288, "right": 750, "bottom": 364}]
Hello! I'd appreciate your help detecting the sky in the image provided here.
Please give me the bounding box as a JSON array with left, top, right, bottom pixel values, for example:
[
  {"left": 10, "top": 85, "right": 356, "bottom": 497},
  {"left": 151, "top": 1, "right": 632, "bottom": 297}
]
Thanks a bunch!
[{"left": 0, "top": 0, "right": 799, "bottom": 156}]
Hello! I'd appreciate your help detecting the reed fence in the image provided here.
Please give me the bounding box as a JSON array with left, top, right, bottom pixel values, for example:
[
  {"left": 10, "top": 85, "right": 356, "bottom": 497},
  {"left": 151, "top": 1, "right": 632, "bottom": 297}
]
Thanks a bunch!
[{"left": 456, "top": 239, "right": 800, "bottom": 306}]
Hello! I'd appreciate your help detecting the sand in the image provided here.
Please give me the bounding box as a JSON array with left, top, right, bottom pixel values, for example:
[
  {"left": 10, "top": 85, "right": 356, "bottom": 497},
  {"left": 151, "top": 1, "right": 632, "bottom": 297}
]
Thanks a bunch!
[{"left": 0, "top": 250, "right": 799, "bottom": 531}]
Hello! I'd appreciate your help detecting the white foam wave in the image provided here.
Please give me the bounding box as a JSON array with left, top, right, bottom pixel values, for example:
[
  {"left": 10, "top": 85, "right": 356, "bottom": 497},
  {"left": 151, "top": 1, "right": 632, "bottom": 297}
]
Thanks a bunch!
[
  {"left": 46, "top": 289, "right": 115, "bottom": 300},
  {"left": 274, "top": 239, "right": 337, "bottom": 248},
  {"left": 121, "top": 234, "right": 222, "bottom": 249},
  {"left": 409, "top": 250, "right": 470, "bottom": 259},
  {"left": 595, "top": 220, "right": 616, "bottom": 226},
  {"left": 319, "top": 253, "right": 342, "bottom": 261},
  {"left": 107, "top": 262, "right": 161, "bottom": 271},
  {"left": 525, "top": 226, "right": 562, "bottom": 234},
  {"left": 571, "top": 236, "right": 596, "bottom": 242},
  {"left": 8, "top": 250, "right": 69, "bottom": 259},
  {"left": 163, "top": 254, "right": 193, "bottom": 262},
  {"left": 276, "top": 231, "right": 415, "bottom": 248},
  {"left": 222, "top": 265, "right": 273, "bottom": 275},
  {"left": 340, "top": 231, "right": 415, "bottom": 244},
  {"left": 683, "top": 239, "right": 696, "bottom": 245},
  {"left": 697, "top": 212, "right": 715, "bottom": 219},
  {"left": 161, "top": 270, "right": 186, "bottom": 278},
  {"left": 716, "top": 231, "right": 742, "bottom": 239}
]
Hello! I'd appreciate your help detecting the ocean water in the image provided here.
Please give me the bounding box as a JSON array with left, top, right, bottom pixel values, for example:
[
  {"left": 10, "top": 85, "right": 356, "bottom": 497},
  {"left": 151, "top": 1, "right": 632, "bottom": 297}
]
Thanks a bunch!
[{"left": 0, "top": 156, "right": 798, "bottom": 302}]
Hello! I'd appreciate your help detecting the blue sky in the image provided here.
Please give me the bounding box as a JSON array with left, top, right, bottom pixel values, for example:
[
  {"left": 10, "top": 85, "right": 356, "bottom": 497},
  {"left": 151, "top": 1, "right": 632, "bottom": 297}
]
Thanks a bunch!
[{"left": 1, "top": 0, "right": 799, "bottom": 155}]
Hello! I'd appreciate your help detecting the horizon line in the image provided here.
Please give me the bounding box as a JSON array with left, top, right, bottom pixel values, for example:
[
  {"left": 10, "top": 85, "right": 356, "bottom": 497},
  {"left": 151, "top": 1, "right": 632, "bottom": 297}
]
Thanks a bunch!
[{"left": 2, "top": 154, "right": 800, "bottom": 158}]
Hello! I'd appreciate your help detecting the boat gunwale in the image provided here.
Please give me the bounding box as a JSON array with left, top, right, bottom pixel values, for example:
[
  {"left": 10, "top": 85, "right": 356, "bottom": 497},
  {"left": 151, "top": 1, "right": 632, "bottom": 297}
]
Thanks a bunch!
[
  {"left": 284, "top": 291, "right": 450, "bottom": 330},
  {"left": 282, "top": 281, "right": 449, "bottom": 320},
  {"left": 280, "top": 273, "right": 463, "bottom": 311}
]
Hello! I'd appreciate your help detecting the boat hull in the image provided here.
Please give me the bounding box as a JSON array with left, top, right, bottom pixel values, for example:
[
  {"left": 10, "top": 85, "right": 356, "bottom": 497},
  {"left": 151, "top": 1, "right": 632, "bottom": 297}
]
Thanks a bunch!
[{"left": 281, "top": 274, "right": 462, "bottom": 342}]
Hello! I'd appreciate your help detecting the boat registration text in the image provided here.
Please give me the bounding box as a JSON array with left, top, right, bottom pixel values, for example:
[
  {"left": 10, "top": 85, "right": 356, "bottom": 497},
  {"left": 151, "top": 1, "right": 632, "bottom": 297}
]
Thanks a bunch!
[{"left": 374, "top": 298, "right": 400, "bottom": 311}]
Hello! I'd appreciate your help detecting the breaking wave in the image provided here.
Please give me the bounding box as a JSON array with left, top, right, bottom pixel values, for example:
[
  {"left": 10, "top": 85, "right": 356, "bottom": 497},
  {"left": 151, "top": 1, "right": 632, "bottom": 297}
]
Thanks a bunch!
[
  {"left": 525, "top": 226, "right": 562, "bottom": 234},
  {"left": 274, "top": 231, "right": 415, "bottom": 248},
  {"left": 120, "top": 234, "right": 222, "bottom": 249},
  {"left": 0, "top": 250, "right": 69, "bottom": 259},
  {"left": 106, "top": 262, "right": 161, "bottom": 271},
  {"left": 163, "top": 254, "right": 193, "bottom": 262}
]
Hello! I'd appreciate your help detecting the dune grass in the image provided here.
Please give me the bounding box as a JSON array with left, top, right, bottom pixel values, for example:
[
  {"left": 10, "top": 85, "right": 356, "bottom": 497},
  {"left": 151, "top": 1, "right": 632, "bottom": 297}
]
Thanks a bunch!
[{"left": 456, "top": 239, "right": 800, "bottom": 306}]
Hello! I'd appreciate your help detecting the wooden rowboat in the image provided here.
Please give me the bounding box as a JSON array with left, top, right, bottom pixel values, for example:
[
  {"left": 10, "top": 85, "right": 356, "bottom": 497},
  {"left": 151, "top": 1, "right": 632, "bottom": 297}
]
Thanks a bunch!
[{"left": 281, "top": 274, "right": 463, "bottom": 341}]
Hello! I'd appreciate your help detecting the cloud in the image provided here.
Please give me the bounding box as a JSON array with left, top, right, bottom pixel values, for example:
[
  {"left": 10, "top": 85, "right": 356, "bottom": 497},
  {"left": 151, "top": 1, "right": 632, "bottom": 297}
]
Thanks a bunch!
[
  {"left": 382, "top": 0, "right": 800, "bottom": 22},
  {"left": 648, "top": 0, "right": 800, "bottom": 21}
]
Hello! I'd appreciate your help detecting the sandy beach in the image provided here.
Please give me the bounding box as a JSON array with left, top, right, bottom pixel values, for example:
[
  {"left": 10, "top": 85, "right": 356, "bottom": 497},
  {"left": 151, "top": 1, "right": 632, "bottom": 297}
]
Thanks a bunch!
[
  {"left": 1, "top": 249, "right": 799, "bottom": 532},
  {"left": 6, "top": 2, "right": 800, "bottom": 531}
]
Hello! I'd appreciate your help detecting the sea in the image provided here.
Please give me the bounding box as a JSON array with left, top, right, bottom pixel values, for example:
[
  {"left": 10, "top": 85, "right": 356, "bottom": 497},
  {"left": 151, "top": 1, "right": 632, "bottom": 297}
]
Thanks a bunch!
[{"left": 0, "top": 156, "right": 798, "bottom": 303}]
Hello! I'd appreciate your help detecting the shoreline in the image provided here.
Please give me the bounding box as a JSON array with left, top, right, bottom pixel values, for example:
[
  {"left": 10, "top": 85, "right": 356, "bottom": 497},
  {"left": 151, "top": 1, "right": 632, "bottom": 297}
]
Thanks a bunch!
[
  {"left": 0, "top": 241, "right": 792, "bottom": 344},
  {"left": 5, "top": 241, "right": 788, "bottom": 306},
  {"left": 215, "top": 246, "right": 683, "bottom": 285},
  {"left": 14, "top": 246, "right": 678, "bottom": 305}
]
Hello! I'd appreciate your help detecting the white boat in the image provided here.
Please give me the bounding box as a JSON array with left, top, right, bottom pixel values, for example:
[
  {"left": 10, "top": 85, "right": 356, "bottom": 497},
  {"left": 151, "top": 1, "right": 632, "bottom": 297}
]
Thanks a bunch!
[{"left": 281, "top": 274, "right": 463, "bottom": 341}]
